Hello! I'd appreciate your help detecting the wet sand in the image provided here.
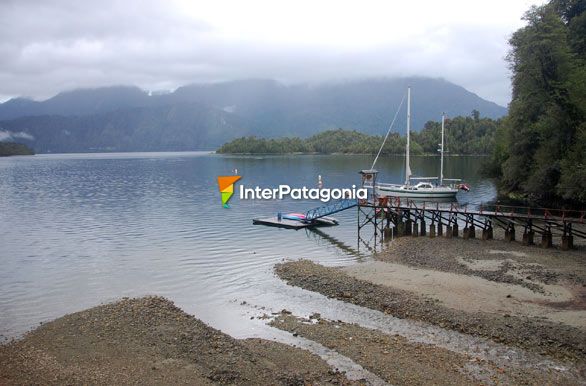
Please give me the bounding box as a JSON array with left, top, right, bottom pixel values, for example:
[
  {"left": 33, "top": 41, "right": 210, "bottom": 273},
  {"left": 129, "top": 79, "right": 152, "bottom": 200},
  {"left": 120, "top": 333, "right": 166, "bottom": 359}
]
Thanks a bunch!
[
  {"left": 273, "top": 235, "right": 586, "bottom": 384},
  {"left": 343, "top": 260, "right": 586, "bottom": 328},
  {"left": 0, "top": 297, "right": 358, "bottom": 385},
  {"left": 271, "top": 313, "right": 583, "bottom": 385}
]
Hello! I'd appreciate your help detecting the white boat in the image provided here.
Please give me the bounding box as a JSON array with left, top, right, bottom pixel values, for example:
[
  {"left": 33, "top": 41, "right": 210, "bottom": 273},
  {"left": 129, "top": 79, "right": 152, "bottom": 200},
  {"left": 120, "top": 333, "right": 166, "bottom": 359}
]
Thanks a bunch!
[
  {"left": 373, "top": 87, "right": 468, "bottom": 201},
  {"left": 376, "top": 180, "right": 461, "bottom": 199}
]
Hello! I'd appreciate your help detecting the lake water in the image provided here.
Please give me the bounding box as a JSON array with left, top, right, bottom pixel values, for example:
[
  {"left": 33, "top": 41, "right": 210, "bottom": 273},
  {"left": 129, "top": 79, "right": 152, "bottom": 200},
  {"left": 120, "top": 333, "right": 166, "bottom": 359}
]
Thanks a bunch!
[{"left": 0, "top": 152, "right": 496, "bottom": 339}]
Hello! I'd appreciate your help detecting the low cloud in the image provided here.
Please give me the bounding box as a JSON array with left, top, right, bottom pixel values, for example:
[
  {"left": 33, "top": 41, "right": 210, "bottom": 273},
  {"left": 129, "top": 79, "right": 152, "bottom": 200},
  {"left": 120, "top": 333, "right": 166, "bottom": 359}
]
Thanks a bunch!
[
  {"left": 0, "top": 130, "right": 35, "bottom": 142},
  {"left": 0, "top": 0, "right": 539, "bottom": 106}
]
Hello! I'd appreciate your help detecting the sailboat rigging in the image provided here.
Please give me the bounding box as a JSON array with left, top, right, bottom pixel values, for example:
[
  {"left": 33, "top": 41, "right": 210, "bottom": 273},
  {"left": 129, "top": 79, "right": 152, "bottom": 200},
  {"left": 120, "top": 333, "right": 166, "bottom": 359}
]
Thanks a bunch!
[{"left": 370, "top": 87, "right": 469, "bottom": 200}]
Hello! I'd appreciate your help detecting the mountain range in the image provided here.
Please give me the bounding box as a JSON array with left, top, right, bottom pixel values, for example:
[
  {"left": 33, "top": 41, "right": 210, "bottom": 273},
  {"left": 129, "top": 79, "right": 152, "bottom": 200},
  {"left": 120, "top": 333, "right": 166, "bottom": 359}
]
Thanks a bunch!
[{"left": 0, "top": 78, "right": 507, "bottom": 153}]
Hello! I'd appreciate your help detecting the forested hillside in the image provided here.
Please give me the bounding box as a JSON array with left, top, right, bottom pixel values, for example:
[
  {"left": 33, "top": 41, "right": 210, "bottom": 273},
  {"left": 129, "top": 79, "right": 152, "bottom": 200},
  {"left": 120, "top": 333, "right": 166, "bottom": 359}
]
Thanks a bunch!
[
  {"left": 217, "top": 112, "right": 499, "bottom": 155},
  {"left": 485, "top": 0, "right": 585, "bottom": 204}
]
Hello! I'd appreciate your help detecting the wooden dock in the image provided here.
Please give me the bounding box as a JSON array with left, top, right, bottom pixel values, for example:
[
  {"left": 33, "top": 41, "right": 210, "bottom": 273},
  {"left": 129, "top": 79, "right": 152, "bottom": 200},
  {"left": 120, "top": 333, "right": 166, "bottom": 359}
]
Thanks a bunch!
[{"left": 358, "top": 196, "right": 585, "bottom": 250}]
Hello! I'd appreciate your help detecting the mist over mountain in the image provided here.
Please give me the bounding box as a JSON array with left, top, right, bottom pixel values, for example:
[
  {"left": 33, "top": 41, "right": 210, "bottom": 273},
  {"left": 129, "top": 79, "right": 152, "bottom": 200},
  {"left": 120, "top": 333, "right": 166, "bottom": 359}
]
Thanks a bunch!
[
  {"left": 0, "top": 104, "right": 247, "bottom": 153},
  {"left": 0, "top": 78, "right": 507, "bottom": 153}
]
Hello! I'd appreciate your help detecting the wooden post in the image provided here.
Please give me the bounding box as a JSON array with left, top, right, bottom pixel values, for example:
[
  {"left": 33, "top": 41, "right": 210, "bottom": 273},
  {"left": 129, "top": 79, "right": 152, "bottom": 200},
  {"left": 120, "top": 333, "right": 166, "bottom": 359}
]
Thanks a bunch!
[
  {"left": 397, "top": 220, "right": 405, "bottom": 237},
  {"left": 541, "top": 232, "right": 552, "bottom": 248},
  {"left": 505, "top": 227, "right": 515, "bottom": 242},
  {"left": 420, "top": 220, "right": 426, "bottom": 236},
  {"left": 522, "top": 231, "right": 534, "bottom": 246},
  {"left": 445, "top": 225, "right": 453, "bottom": 239},
  {"left": 561, "top": 235, "right": 573, "bottom": 250},
  {"left": 384, "top": 227, "right": 392, "bottom": 241},
  {"left": 464, "top": 226, "right": 475, "bottom": 239},
  {"left": 405, "top": 219, "right": 412, "bottom": 236},
  {"left": 452, "top": 224, "right": 459, "bottom": 238},
  {"left": 429, "top": 223, "right": 436, "bottom": 238},
  {"left": 412, "top": 222, "right": 419, "bottom": 237}
]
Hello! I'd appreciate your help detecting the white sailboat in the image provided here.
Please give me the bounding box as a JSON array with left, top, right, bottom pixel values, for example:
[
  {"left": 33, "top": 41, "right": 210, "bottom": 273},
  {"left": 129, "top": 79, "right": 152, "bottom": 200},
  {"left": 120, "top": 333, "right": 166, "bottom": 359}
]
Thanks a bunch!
[{"left": 374, "top": 87, "right": 468, "bottom": 200}]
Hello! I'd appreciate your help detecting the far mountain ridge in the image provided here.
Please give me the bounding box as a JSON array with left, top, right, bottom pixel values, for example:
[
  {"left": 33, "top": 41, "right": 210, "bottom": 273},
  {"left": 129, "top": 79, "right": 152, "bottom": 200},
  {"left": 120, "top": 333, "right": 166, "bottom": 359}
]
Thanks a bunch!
[
  {"left": 0, "top": 102, "right": 248, "bottom": 153},
  {"left": 0, "top": 78, "right": 507, "bottom": 153},
  {"left": 0, "top": 78, "right": 506, "bottom": 131}
]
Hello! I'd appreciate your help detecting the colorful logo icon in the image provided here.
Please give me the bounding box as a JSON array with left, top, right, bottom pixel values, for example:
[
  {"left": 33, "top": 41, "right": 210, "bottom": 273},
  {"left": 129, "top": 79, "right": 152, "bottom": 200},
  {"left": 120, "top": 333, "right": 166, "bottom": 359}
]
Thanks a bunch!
[{"left": 217, "top": 176, "right": 241, "bottom": 208}]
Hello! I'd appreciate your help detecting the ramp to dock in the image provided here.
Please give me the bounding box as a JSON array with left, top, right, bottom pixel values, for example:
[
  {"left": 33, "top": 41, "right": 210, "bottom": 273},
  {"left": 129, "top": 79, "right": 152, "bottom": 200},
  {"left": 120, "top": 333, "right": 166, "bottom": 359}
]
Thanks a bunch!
[
  {"left": 305, "top": 199, "right": 358, "bottom": 221},
  {"left": 252, "top": 199, "right": 358, "bottom": 229}
]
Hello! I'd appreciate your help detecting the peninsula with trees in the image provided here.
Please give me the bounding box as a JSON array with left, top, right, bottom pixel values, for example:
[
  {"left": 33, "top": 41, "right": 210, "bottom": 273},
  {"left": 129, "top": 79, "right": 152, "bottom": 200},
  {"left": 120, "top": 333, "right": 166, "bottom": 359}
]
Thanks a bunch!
[
  {"left": 217, "top": 112, "right": 500, "bottom": 156},
  {"left": 0, "top": 142, "right": 34, "bottom": 157}
]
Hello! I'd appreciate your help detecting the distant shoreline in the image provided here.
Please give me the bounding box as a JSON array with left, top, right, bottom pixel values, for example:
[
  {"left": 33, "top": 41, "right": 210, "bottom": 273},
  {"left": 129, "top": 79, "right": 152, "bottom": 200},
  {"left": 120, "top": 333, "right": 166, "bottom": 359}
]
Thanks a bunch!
[
  {"left": 218, "top": 152, "right": 489, "bottom": 157},
  {"left": 0, "top": 142, "right": 35, "bottom": 157}
]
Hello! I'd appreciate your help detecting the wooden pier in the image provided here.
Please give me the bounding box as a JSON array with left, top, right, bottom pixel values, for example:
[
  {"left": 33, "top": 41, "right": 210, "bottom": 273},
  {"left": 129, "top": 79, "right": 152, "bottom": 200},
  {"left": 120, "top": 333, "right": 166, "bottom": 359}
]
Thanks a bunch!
[
  {"left": 358, "top": 196, "right": 585, "bottom": 250},
  {"left": 253, "top": 169, "right": 584, "bottom": 249}
]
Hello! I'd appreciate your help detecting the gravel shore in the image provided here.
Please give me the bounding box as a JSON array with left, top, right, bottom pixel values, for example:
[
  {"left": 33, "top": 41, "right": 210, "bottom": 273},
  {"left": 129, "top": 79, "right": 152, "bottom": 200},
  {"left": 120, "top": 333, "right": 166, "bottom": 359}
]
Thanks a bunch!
[
  {"left": 275, "top": 259, "right": 586, "bottom": 361},
  {"left": 270, "top": 313, "right": 583, "bottom": 385},
  {"left": 0, "top": 296, "right": 359, "bottom": 385}
]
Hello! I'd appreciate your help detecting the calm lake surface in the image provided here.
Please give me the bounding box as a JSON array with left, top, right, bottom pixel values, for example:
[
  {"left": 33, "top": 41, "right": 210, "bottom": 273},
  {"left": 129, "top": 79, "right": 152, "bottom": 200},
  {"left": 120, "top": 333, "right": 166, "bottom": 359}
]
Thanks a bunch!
[{"left": 0, "top": 152, "right": 496, "bottom": 339}]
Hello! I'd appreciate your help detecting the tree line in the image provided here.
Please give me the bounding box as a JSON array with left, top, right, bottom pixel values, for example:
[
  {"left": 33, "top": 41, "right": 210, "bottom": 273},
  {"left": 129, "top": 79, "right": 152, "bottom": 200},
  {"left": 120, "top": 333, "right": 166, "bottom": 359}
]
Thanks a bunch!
[
  {"left": 217, "top": 113, "right": 499, "bottom": 156},
  {"left": 484, "top": 0, "right": 585, "bottom": 204},
  {"left": 0, "top": 142, "right": 34, "bottom": 156}
]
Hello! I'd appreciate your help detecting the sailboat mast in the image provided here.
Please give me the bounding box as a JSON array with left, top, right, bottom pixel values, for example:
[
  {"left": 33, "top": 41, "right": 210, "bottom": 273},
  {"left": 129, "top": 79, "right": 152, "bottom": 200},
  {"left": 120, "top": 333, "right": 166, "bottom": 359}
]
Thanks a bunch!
[
  {"left": 440, "top": 112, "right": 445, "bottom": 186},
  {"left": 405, "top": 87, "right": 412, "bottom": 185}
]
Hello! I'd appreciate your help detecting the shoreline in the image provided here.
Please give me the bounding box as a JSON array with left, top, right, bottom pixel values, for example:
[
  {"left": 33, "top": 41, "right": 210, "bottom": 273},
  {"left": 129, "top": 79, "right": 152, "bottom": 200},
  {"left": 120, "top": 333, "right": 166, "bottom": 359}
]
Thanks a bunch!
[
  {"left": 216, "top": 152, "right": 490, "bottom": 157},
  {"left": 2, "top": 235, "right": 585, "bottom": 384},
  {"left": 270, "top": 234, "right": 586, "bottom": 384},
  {"left": 0, "top": 296, "right": 359, "bottom": 385}
]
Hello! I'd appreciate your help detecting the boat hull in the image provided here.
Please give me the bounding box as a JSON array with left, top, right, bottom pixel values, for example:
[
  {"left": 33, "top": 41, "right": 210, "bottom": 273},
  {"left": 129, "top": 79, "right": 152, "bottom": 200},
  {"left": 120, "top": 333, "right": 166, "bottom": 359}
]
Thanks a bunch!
[{"left": 376, "top": 186, "right": 458, "bottom": 200}]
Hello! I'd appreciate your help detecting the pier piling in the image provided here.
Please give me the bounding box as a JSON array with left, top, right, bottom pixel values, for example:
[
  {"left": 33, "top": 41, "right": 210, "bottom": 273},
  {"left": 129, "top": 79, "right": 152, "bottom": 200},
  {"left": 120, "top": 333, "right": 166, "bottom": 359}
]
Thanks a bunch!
[
  {"left": 505, "top": 225, "right": 515, "bottom": 242},
  {"left": 355, "top": 196, "right": 584, "bottom": 250},
  {"left": 561, "top": 235, "right": 573, "bottom": 250},
  {"left": 412, "top": 222, "right": 419, "bottom": 237},
  {"left": 541, "top": 232, "right": 552, "bottom": 248},
  {"left": 445, "top": 225, "right": 453, "bottom": 238},
  {"left": 397, "top": 221, "right": 405, "bottom": 237},
  {"left": 405, "top": 219, "right": 412, "bottom": 236},
  {"left": 522, "top": 231, "right": 534, "bottom": 246},
  {"left": 463, "top": 226, "right": 476, "bottom": 239}
]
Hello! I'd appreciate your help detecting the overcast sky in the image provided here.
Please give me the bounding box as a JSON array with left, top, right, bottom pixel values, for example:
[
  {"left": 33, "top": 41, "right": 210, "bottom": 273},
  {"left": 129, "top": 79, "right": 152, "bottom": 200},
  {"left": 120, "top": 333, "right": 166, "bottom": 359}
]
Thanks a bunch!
[{"left": 0, "top": 0, "right": 545, "bottom": 106}]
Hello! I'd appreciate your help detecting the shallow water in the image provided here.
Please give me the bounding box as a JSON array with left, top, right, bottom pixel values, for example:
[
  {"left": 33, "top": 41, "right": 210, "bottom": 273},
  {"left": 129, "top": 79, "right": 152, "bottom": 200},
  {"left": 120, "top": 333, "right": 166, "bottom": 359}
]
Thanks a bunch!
[{"left": 0, "top": 152, "right": 496, "bottom": 339}]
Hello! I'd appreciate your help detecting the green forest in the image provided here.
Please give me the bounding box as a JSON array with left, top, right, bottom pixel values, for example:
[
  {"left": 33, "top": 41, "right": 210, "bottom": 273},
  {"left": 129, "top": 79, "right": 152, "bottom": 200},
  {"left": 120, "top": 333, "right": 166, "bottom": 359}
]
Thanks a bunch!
[
  {"left": 0, "top": 142, "right": 34, "bottom": 157},
  {"left": 485, "top": 0, "right": 585, "bottom": 204},
  {"left": 217, "top": 112, "right": 499, "bottom": 156}
]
